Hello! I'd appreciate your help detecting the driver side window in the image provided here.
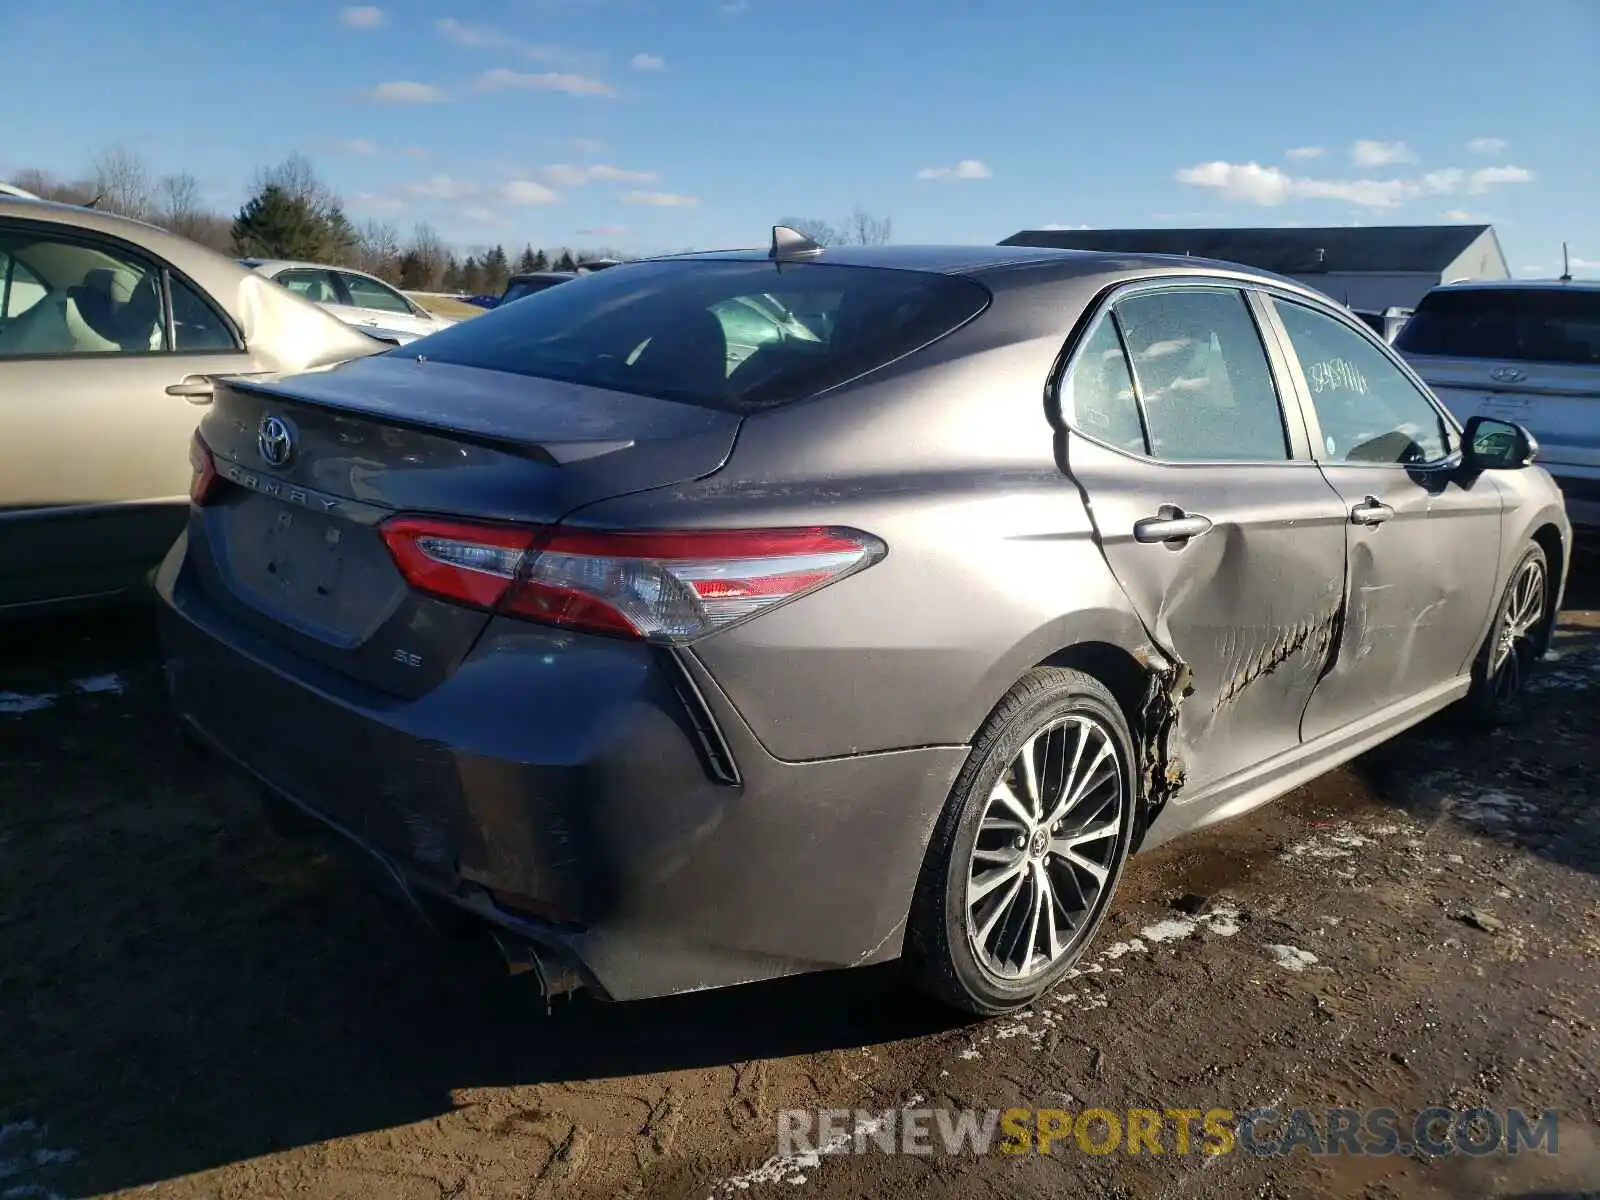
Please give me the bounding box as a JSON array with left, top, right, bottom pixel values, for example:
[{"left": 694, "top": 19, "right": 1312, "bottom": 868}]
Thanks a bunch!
[{"left": 1272, "top": 298, "right": 1452, "bottom": 465}]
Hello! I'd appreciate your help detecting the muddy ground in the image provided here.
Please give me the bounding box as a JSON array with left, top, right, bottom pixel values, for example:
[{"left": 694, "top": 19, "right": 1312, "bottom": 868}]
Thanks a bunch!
[{"left": 2, "top": 564, "right": 1598, "bottom": 1200}]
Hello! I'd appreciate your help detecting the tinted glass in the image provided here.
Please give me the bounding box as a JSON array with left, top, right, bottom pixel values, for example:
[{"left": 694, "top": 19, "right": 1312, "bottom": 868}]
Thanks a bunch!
[
  {"left": 1274, "top": 298, "right": 1452, "bottom": 465},
  {"left": 340, "top": 272, "right": 412, "bottom": 314},
  {"left": 1, "top": 254, "right": 46, "bottom": 320},
  {"left": 1060, "top": 314, "right": 1144, "bottom": 454},
  {"left": 171, "top": 275, "right": 239, "bottom": 351},
  {"left": 1395, "top": 288, "right": 1600, "bottom": 365},
  {"left": 501, "top": 277, "right": 568, "bottom": 304},
  {"left": 1114, "top": 288, "right": 1287, "bottom": 461},
  {"left": 405, "top": 259, "right": 991, "bottom": 412},
  {"left": 0, "top": 229, "right": 167, "bottom": 358}
]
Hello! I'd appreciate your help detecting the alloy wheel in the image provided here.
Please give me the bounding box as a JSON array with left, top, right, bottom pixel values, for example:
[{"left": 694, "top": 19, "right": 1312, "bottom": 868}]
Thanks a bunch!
[
  {"left": 965, "top": 714, "right": 1125, "bottom": 980},
  {"left": 1490, "top": 555, "right": 1547, "bottom": 707}
]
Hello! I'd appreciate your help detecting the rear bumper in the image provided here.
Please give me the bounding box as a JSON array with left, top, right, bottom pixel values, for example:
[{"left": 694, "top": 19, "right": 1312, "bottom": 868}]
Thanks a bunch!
[{"left": 154, "top": 534, "right": 965, "bottom": 1001}]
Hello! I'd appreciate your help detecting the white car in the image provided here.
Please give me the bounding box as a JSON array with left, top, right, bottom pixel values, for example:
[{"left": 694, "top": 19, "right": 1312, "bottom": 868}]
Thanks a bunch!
[
  {"left": 1396, "top": 279, "right": 1600, "bottom": 525},
  {"left": 242, "top": 259, "right": 455, "bottom": 343}
]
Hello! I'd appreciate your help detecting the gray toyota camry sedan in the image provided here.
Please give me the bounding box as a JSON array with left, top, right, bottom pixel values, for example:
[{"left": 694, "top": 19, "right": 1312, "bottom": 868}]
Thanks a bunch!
[{"left": 154, "top": 231, "right": 1569, "bottom": 1015}]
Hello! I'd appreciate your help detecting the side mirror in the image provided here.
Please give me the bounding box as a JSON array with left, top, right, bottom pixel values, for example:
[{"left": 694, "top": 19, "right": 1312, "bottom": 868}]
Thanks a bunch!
[{"left": 1461, "top": 414, "right": 1537, "bottom": 471}]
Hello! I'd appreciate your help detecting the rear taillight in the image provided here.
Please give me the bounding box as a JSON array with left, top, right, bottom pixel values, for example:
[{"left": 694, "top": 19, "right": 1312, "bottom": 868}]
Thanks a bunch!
[
  {"left": 189, "top": 432, "right": 218, "bottom": 505},
  {"left": 379, "top": 518, "right": 884, "bottom": 642}
]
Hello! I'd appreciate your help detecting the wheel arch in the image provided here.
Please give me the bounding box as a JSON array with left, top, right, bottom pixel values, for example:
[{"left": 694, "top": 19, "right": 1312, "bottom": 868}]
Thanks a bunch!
[{"left": 1529, "top": 520, "right": 1565, "bottom": 654}]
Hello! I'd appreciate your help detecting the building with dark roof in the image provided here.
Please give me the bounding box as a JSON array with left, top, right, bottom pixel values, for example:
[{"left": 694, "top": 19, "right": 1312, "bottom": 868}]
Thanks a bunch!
[{"left": 998, "top": 225, "right": 1509, "bottom": 312}]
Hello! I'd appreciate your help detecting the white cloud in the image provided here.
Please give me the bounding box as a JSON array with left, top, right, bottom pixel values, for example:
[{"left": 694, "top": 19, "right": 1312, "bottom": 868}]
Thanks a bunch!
[
  {"left": 1468, "top": 137, "right": 1508, "bottom": 155},
  {"left": 474, "top": 68, "right": 615, "bottom": 96},
  {"left": 538, "top": 163, "right": 657, "bottom": 186},
  {"left": 401, "top": 145, "right": 429, "bottom": 159},
  {"left": 1351, "top": 139, "right": 1417, "bottom": 168},
  {"left": 461, "top": 206, "right": 507, "bottom": 225},
  {"left": 571, "top": 138, "right": 605, "bottom": 154},
  {"left": 1521, "top": 264, "right": 1546, "bottom": 274},
  {"left": 1570, "top": 256, "right": 1600, "bottom": 269},
  {"left": 915, "top": 159, "right": 992, "bottom": 182},
  {"left": 436, "top": 18, "right": 513, "bottom": 47},
  {"left": 349, "top": 192, "right": 406, "bottom": 213},
  {"left": 578, "top": 224, "right": 629, "bottom": 237},
  {"left": 621, "top": 190, "right": 699, "bottom": 207},
  {"left": 1469, "top": 165, "right": 1533, "bottom": 192},
  {"left": 1441, "top": 210, "right": 1474, "bottom": 221},
  {"left": 368, "top": 81, "right": 448, "bottom": 103},
  {"left": 718, "top": 0, "right": 750, "bottom": 12},
  {"left": 1174, "top": 161, "right": 1293, "bottom": 205},
  {"left": 1040, "top": 223, "right": 1092, "bottom": 230},
  {"left": 341, "top": 5, "right": 385, "bottom": 28},
  {"left": 329, "top": 138, "right": 378, "bottom": 155},
  {"left": 1286, "top": 146, "right": 1324, "bottom": 162},
  {"left": 630, "top": 52, "right": 665, "bottom": 71},
  {"left": 1174, "top": 160, "right": 1433, "bottom": 209},
  {"left": 501, "top": 180, "right": 560, "bottom": 205},
  {"left": 403, "top": 174, "right": 479, "bottom": 200},
  {"left": 1420, "top": 168, "right": 1465, "bottom": 194}
]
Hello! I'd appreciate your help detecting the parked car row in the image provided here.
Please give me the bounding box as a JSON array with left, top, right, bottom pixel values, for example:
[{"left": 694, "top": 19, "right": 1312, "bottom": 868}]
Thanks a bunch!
[{"left": 0, "top": 196, "right": 1578, "bottom": 1019}]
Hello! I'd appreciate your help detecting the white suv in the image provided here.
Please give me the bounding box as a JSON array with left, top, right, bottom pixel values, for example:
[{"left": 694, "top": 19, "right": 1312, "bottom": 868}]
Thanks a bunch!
[{"left": 1397, "top": 280, "right": 1600, "bottom": 525}]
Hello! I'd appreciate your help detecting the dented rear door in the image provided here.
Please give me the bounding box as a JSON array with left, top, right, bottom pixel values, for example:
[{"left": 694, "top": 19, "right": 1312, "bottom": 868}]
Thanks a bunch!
[{"left": 1058, "top": 284, "right": 1349, "bottom": 797}]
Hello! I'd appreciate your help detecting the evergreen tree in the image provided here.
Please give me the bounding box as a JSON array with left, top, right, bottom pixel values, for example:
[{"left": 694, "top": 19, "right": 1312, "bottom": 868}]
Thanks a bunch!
[
  {"left": 555, "top": 250, "right": 576, "bottom": 272},
  {"left": 481, "top": 244, "right": 510, "bottom": 291},
  {"left": 516, "top": 245, "right": 538, "bottom": 274},
  {"left": 460, "top": 256, "right": 485, "bottom": 294},
  {"left": 231, "top": 185, "right": 330, "bottom": 260}
]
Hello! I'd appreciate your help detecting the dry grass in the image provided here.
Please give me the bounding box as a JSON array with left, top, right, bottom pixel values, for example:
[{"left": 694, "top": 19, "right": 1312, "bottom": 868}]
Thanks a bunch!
[{"left": 406, "top": 293, "right": 486, "bottom": 319}]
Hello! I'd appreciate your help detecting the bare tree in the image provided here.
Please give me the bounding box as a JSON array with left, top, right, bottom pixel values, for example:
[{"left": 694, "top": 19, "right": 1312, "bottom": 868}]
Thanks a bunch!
[
  {"left": 253, "top": 153, "right": 337, "bottom": 217},
  {"left": 354, "top": 219, "right": 403, "bottom": 282},
  {"left": 90, "top": 146, "right": 153, "bottom": 219},
  {"left": 841, "top": 206, "right": 892, "bottom": 246},
  {"left": 404, "top": 222, "right": 449, "bottom": 292},
  {"left": 775, "top": 209, "right": 891, "bottom": 247},
  {"left": 7, "top": 168, "right": 96, "bottom": 206},
  {"left": 156, "top": 173, "right": 206, "bottom": 235}
]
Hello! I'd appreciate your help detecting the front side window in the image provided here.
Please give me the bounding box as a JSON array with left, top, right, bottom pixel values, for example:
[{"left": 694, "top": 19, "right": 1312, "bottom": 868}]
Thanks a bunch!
[
  {"left": 1058, "top": 314, "right": 1144, "bottom": 455},
  {"left": 339, "top": 271, "right": 413, "bottom": 315},
  {"left": 402, "top": 259, "right": 990, "bottom": 413},
  {"left": 1273, "top": 298, "right": 1451, "bottom": 465},
  {"left": 1113, "top": 288, "right": 1288, "bottom": 462},
  {"left": 0, "top": 228, "right": 168, "bottom": 358}
]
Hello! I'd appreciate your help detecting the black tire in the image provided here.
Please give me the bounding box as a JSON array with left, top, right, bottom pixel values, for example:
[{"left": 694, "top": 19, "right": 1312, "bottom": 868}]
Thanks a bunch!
[
  {"left": 907, "top": 666, "right": 1137, "bottom": 1016},
  {"left": 1466, "top": 541, "right": 1550, "bottom": 725}
]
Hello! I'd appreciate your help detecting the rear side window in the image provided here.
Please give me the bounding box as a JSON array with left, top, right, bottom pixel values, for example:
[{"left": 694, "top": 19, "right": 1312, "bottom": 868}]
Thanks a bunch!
[
  {"left": 1113, "top": 288, "right": 1288, "bottom": 462},
  {"left": 404, "top": 259, "right": 991, "bottom": 412},
  {"left": 501, "top": 277, "right": 567, "bottom": 304},
  {"left": 1396, "top": 289, "right": 1600, "bottom": 365},
  {"left": 340, "top": 271, "right": 413, "bottom": 315},
  {"left": 1059, "top": 315, "right": 1145, "bottom": 455}
]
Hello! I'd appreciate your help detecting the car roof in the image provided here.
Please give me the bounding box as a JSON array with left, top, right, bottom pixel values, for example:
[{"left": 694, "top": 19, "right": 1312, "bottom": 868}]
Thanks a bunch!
[
  {"left": 651, "top": 242, "right": 1321, "bottom": 294},
  {"left": 1424, "top": 278, "right": 1600, "bottom": 295},
  {"left": 242, "top": 258, "right": 375, "bottom": 275}
]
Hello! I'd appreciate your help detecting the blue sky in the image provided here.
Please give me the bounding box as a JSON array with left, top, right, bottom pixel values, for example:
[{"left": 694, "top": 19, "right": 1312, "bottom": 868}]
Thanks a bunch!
[{"left": 4, "top": 0, "right": 1596, "bottom": 274}]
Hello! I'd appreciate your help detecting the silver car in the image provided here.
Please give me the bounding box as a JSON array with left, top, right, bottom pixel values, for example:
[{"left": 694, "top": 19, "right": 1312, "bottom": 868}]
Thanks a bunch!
[
  {"left": 1396, "top": 279, "right": 1600, "bottom": 525},
  {"left": 243, "top": 259, "right": 455, "bottom": 344},
  {"left": 155, "top": 236, "right": 1569, "bottom": 1016},
  {"left": 0, "top": 197, "right": 380, "bottom": 615}
]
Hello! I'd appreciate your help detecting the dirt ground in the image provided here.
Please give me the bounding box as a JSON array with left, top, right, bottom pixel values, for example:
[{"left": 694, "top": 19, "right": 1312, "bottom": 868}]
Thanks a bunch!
[{"left": 2, "top": 561, "right": 1598, "bottom": 1200}]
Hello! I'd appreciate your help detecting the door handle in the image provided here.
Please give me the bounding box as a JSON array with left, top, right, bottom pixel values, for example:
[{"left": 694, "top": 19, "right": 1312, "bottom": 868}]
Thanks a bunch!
[
  {"left": 1350, "top": 496, "right": 1395, "bottom": 526},
  {"left": 165, "top": 376, "right": 214, "bottom": 404},
  {"left": 1133, "top": 506, "right": 1213, "bottom": 545}
]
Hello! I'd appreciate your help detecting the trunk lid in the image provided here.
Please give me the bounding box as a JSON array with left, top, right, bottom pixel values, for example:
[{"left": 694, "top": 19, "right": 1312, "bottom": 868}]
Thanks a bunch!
[
  {"left": 190, "top": 355, "right": 740, "bottom": 696},
  {"left": 1403, "top": 353, "right": 1600, "bottom": 469}
]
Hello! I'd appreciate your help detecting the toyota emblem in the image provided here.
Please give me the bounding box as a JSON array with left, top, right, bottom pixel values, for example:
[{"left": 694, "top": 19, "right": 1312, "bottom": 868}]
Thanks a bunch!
[{"left": 257, "top": 415, "right": 295, "bottom": 467}]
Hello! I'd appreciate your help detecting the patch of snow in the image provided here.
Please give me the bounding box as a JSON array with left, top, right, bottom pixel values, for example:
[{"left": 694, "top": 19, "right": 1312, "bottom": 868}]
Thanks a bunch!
[
  {"left": 1100, "top": 939, "right": 1146, "bottom": 959},
  {"left": 958, "top": 1049, "right": 980, "bottom": 1061},
  {"left": 0, "top": 693, "right": 55, "bottom": 715},
  {"left": 1265, "top": 944, "right": 1319, "bottom": 972},
  {"left": 72, "top": 674, "right": 124, "bottom": 695},
  {"left": 1141, "top": 916, "right": 1198, "bottom": 943}
]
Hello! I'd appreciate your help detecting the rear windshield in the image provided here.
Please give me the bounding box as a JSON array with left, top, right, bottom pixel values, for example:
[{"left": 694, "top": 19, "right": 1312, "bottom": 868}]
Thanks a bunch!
[
  {"left": 500, "top": 277, "right": 568, "bottom": 304},
  {"left": 406, "top": 259, "right": 991, "bottom": 412},
  {"left": 1395, "top": 288, "right": 1600, "bottom": 365}
]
